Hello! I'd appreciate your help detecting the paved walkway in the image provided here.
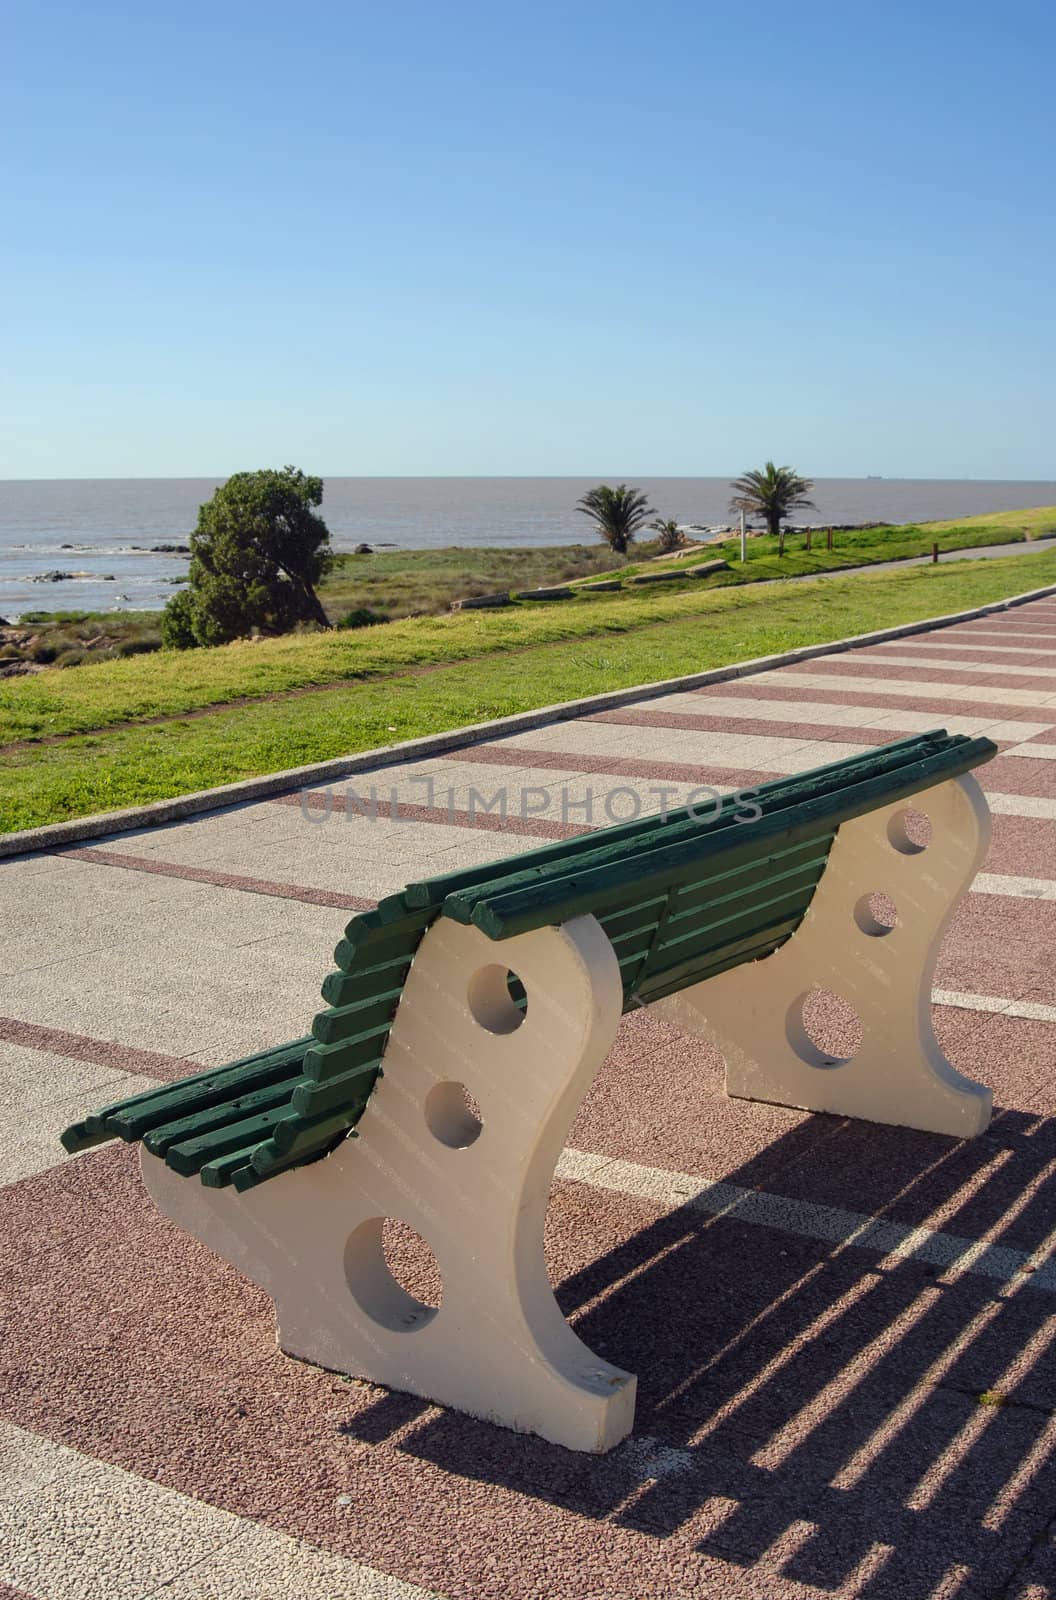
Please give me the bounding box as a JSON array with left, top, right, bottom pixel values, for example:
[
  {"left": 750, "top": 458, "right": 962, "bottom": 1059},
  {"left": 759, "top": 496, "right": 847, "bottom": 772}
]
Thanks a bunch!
[{"left": 3, "top": 597, "right": 1056, "bottom": 1599}]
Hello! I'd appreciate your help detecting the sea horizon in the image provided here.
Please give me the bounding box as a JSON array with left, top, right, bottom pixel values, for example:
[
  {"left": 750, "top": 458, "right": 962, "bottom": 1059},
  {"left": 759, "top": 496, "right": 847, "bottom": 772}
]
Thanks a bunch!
[{"left": 3, "top": 474, "right": 1056, "bottom": 620}]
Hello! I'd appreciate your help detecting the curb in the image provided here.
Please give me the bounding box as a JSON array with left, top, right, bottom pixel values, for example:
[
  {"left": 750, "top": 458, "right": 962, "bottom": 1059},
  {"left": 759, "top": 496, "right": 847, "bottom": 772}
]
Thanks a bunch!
[{"left": 3, "top": 576, "right": 1055, "bottom": 860}]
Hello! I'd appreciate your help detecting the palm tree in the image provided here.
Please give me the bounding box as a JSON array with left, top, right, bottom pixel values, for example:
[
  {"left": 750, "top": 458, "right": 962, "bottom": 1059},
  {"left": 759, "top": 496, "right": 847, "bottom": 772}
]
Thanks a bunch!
[
  {"left": 576, "top": 484, "right": 655, "bottom": 554},
  {"left": 650, "top": 518, "right": 685, "bottom": 554},
  {"left": 729, "top": 462, "right": 816, "bottom": 541}
]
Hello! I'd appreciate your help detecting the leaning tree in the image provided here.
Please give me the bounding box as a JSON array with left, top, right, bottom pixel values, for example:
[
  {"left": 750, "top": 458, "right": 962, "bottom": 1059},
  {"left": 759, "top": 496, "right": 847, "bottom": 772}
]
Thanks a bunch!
[
  {"left": 729, "top": 462, "right": 815, "bottom": 542},
  {"left": 575, "top": 484, "right": 655, "bottom": 555},
  {"left": 162, "top": 466, "right": 333, "bottom": 648}
]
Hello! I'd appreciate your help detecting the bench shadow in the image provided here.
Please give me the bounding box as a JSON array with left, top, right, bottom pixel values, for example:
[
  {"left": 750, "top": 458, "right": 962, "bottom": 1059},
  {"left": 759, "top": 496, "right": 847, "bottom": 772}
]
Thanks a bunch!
[{"left": 339, "top": 1105, "right": 1056, "bottom": 1598}]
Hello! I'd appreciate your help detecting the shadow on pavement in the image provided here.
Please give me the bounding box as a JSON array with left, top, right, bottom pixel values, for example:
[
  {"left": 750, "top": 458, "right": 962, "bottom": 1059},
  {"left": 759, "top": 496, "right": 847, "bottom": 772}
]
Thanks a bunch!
[{"left": 343, "top": 1106, "right": 1056, "bottom": 1598}]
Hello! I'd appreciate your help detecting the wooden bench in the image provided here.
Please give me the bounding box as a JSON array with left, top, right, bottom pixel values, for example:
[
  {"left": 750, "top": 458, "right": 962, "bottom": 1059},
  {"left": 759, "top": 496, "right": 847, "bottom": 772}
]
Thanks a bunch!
[{"left": 62, "top": 729, "right": 996, "bottom": 1452}]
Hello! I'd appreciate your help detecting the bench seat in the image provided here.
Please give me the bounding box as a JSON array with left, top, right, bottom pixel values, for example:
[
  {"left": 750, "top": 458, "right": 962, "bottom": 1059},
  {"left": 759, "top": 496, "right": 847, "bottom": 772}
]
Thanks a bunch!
[{"left": 63, "top": 728, "right": 994, "bottom": 1193}]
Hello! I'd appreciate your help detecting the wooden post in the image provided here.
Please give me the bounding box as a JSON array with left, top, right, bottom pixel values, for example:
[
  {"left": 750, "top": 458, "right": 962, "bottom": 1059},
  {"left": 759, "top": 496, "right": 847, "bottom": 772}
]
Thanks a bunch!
[
  {"left": 933, "top": 542, "right": 939, "bottom": 564},
  {"left": 739, "top": 509, "right": 746, "bottom": 563},
  {"left": 779, "top": 530, "right": 785, "bottom": 557},
  {"left": 827, "top": 526, "right": 833, "bottom": 551}
]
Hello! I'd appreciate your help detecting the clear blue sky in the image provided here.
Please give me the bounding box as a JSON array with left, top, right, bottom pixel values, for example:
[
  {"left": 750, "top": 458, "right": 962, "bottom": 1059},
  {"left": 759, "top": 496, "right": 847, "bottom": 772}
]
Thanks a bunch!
[{"left": 3, "top": 0, "right": 1053, "bottom": 479}]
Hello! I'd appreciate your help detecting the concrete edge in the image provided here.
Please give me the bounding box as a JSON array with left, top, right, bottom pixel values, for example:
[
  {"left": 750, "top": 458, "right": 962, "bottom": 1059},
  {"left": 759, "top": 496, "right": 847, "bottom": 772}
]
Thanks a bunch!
[{"left": 3, "top": 576, "right": 1056, "bottom": 860}]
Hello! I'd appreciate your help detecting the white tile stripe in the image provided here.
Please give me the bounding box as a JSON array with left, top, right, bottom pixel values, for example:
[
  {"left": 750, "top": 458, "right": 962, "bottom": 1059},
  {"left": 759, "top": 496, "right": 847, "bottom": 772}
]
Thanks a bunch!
[
  {"left": 0, "top": 1420, "right": 442, "bottom": 1600},
  {"left": 556, "top": 1150, "right": 1056, "bottom": 1295},
  {"left": 668, "top": 691, "right": 1054, "bottom": 741},
  {"left": 974, "top": 872, "right": 1056, "bottom": 900},
  {"left": 855, "top": 650, "right": 1056, "bottom": 680},
  {"left": 772, "top": 668, "right": 1056, "bottom": 709},
  {"left": 933, "top": 989, "right": 1056, "bottom": 1024},
  {"left": 899, "top": 640, "right": 1056, "bottom": 657},
  {"left": 1004, "top": 742, "right": 1056, "bottom": 761},
  {"left": 948, "top": 629, "right": 1056, "bottom": 643},
  {"left": 986, "top": 792, "right": 1056, "bottom": 819}
]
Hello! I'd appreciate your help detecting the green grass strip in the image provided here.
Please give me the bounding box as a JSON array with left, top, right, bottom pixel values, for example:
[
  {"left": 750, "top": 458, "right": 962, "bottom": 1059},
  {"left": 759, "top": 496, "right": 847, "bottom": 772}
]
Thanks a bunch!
[{"left": 3, "top": 549, "right": 1055, "bottom": 833}]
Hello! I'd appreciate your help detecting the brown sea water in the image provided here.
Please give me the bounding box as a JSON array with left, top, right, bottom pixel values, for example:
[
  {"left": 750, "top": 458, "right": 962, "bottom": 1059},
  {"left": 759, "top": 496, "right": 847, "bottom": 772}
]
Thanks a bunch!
[{"left": 2, "top": 476, "right": 1054, "bottom": 620}]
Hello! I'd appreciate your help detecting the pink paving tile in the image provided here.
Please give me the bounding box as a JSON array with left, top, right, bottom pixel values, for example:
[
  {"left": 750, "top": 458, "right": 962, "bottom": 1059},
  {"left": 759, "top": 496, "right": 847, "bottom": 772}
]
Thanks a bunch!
[
  {"left": 883, "top": 643, "right": 1056, "bottom": 666},
  {"left": 276, "top": 789, "right": 582, "bottom": 838},
  {"left": 935, "top": 895, "right": 1056, "bottom": 1005},
  {"left": 450, "top": 742, "right": 774, "bottom": 791},
  {"left": 1007, "top": 1540, "right": 1056, "bottom": 1600},
  {"left": 53, "top": 846, "right": 376, "bottom": 912},
  {"left": 780, "top": 658, "right": 1056, "bottom": 691},
  {"left": 587, "top": 707, "right": 885, "bottom": 746},
  {"left": 569, "top": 1024, "right": 810, "bottom": 1182},
  {"left": 985, "top": 814, "right": 1056, "bottom": 875},
  {"left": 693, "top": 677, "right": 1056, "bottom": 725},
  {"left": 0, "top": 1016, "right": 190, "bottom": 1083},
  {"left": 5, "top": 1144, "right": 1051, "bottom": 1600},
  {"left": 976, "top": 754, "right": 1056, "bottom": 796}
]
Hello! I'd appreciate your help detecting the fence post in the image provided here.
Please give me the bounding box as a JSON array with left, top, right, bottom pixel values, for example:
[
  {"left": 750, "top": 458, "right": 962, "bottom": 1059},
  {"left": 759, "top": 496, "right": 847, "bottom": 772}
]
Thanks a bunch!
[
  {"left": 827, "top": 527, "right": 833, "bottom": 551},
  {"left": 932, "top": 542, "right": 939, "bottom": 564}
]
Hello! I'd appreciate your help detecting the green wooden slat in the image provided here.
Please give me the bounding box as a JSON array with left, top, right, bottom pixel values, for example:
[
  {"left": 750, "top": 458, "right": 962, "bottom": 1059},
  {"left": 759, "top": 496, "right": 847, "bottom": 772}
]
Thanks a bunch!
[
  {"left": 595, "top": 895, "right": 668, "bottom": 940},
  {"left": 310, "top": 988, "right": 403, "bottom": 1047},
  {"left": 302, "top": 1023, "right": 396, "bottom": 1081},
  {"left": 665, "top": 836, "right": 832, "bottom": 917},
  {"left": 441, "top": 738, "right": 964, "bottom": 927},
  {"left": 632, "top": 918, "right": 808, "bottom": 1005},
  {"left": 421, "top": 732, "right": 967, "bottom": 924},
  {"left": 231, "top": 1146, "right": 324, "bottom": 1191},
  {"left": 647, "top": 871, "right": 830, "bottom": 974},
  {"left": 198, "top": 1147, "right": 264, "bottom": 1188},
  {"left": 332, "top": 901, "right": 433, "bottom": 972},
  {"left": 404, "top": 731, "right": 956, "bottom": 913},
  {"left": 661, "top": 858, "right": 830, "bottom": 940},
  {"left": 620, "top": 837, "right": 833, "bottom": 998},
  {"left": 143, "top": 1074, "right": 308, "bottom": 1156},
  {"left": 291, "top": 1061, "right": 381, "bottom": 1117},
  {"left": 459, "top": 740, "right": 995, "bottom": 941},
  {"left": 165, "top": 1106, "right": 294, "bottom": 1176},
  {"left": 60, "top": 1038, "right": 312, "bottom": 1152},
  {"left": 320, "top": 953, "right": 414, "bottom": 1008},
  {"left": 253, "top": 1106, "right": 361, "bottom": 1171}
]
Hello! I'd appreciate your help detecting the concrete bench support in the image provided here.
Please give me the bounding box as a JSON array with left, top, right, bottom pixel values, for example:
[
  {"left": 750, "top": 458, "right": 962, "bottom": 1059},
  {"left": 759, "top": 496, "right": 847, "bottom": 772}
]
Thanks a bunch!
[
  {"left": 653, "top": 774, "right": 992, "bottom": 1137},
  {"left": 141, "top": 914, "right": 636, "bottom": 1454}
]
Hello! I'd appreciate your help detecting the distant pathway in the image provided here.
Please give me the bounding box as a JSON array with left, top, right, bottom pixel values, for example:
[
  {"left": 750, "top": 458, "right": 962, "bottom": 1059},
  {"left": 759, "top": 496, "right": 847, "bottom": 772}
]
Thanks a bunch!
[{"left": 786, "top": 533, "right": 1056, "bottom": 581}]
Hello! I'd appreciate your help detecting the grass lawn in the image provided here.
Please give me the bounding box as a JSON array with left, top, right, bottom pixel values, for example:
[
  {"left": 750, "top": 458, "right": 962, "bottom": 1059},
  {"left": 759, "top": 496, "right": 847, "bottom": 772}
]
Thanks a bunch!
[
  {"left": 3, "top": 544, "right": 1055, "bottom": 833},
  {"left": 322, "top": 542, "right": 623, "bottom": 620},
  {"left": 5, "top": 506, "right": 1055, "bottom": 748}
]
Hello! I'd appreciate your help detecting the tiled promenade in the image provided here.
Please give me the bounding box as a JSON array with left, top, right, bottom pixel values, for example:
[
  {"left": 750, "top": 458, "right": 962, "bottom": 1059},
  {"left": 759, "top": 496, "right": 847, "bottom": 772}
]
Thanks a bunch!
[{"left": 2, "top": 596, "right": 1056, "bottom": 1599}]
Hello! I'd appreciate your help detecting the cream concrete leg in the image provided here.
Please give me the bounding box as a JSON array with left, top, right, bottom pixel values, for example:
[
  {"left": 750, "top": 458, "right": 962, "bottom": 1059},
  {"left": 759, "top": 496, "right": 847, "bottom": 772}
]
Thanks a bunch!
[
  {"left": 653, "top": 774, "right": 993, "bottom": 1138},
  {"left": 141, "top": 912, "right": 636, "bottom": 1453}
]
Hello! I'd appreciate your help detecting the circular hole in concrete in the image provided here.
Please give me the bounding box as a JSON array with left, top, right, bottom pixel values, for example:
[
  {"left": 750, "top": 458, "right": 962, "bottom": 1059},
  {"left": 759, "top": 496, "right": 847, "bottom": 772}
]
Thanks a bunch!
[
  {"left": 344, "top": 1217, "right": 441, "bottom": 1332},
  {"left": 887, "top": 806, "right": 932, "bottom": 855},
  {"left": 854, "top": 891, "right": 899, "bottom": 937},
  {"left": 467, "top": 964, "right": 527, "bottom": 1034},
  {"left": 787, "top": 987, "right": 864, "bottom": 1068},
  {"left": 425, "top": 1081, "right": 483, "bottom": 1148}
]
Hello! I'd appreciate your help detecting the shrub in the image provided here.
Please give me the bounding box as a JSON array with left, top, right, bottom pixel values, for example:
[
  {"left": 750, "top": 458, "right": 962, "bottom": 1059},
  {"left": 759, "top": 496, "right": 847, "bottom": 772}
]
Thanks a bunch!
[
  {"left": 160, "top": 590, "right": 200, "bottom": 650},
  {"left": 116, "top": 636, "right": 161, "bottom": 658},
  {"left": 337, "top": 607, "right": 384, "bottom": 630}
]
